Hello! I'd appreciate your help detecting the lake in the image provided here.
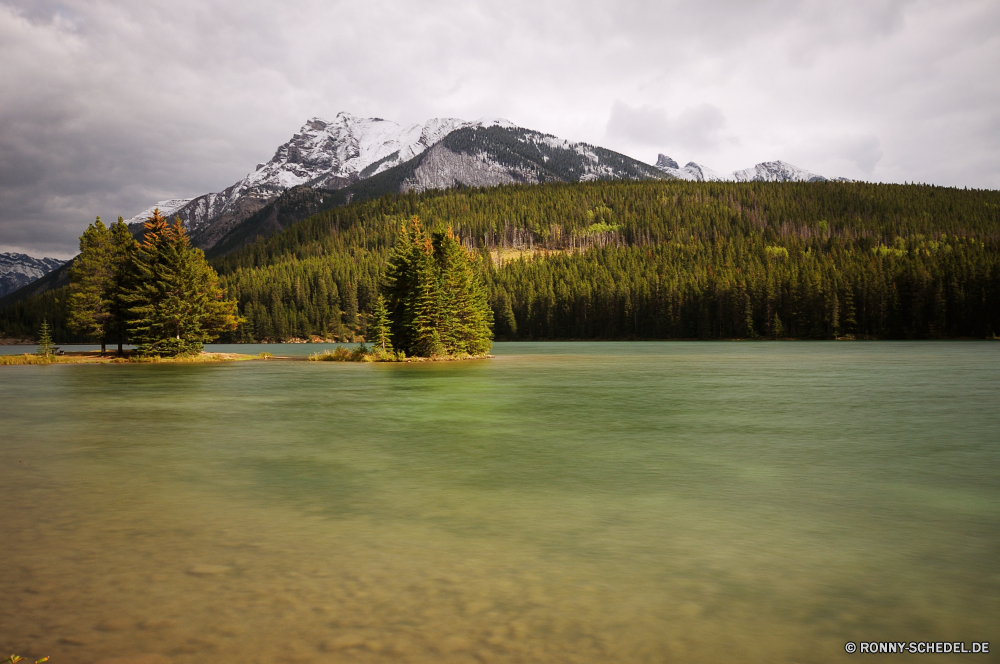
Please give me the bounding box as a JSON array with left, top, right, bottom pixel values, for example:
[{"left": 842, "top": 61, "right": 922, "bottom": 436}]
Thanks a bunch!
[{"left": 1, "top": 341, "right": 998, "bottom": 663}]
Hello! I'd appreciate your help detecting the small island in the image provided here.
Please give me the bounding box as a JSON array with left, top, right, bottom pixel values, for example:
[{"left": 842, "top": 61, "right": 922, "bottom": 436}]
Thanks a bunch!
[
  {"left": 311, "top": 217, "right": 493, "bottom": 362},
  {"left": 3, "top": 212, "right": 494, "bottom": 365}
]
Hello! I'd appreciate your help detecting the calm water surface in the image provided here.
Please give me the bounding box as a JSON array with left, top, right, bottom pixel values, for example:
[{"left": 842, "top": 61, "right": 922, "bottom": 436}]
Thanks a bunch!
[{"left": 1, "top": 342, "right": 998, "bottom": 663}]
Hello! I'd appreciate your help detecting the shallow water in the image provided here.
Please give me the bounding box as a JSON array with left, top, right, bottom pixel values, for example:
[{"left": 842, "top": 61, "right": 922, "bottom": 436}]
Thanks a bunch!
[{"left": 1, "top": 341, "right": 998, "bottom": 663}]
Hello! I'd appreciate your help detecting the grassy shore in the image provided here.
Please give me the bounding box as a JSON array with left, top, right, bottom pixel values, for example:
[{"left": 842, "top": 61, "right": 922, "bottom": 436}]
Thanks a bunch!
[{"left": 0, "top": 351, "right": 267, "bottom": 365}]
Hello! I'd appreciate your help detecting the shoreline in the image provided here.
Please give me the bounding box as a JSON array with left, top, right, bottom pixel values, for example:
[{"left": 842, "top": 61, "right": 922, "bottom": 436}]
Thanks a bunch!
[
  {"left": 0, "top": 350, "right": 264, "bottom": 365},
  {"left": 0, "top": 349, "right": 497, "bottom": 365}
]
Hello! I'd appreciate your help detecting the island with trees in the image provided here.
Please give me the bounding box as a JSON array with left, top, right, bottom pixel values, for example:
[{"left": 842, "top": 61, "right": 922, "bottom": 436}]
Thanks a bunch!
[{"left": 65, "top": 209, "right": 241, "bottom": 357}]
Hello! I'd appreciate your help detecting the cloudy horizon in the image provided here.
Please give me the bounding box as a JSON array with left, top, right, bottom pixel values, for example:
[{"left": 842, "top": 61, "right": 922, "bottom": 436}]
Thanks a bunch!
[{"left": 2, "top": 0, "right": 998, "bottom": 259}]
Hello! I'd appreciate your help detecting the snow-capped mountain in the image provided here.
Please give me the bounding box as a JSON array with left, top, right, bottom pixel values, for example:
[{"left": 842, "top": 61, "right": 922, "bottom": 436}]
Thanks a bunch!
[
  {"left": 143, "top": 114, "right": 493, "bottom": 245},
  {"left": 0, "top": 253, "right": 66, "bottom": 298},
  {"left": 134, "top": 114, "right": 473, "bottom": 244},
  {"left": 655, "top": 154, "right": 839, "bottom": 183},
  {"left": 202, "top": 122, "right": 669, "bottom": 256},
  {"left": 131, "top": 113, "right": 667, "bottom": 250},
  {"left": 655, "top": 155, "right": 725, "bottom": 182},
  {"left": 731, "top": 161, "right": 829, "bottom": 182}
]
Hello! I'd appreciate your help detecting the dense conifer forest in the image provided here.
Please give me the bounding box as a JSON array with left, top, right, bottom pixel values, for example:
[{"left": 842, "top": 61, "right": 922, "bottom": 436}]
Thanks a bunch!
[{"left": 3, "top": 180, "right": 999, "bottom": 342}]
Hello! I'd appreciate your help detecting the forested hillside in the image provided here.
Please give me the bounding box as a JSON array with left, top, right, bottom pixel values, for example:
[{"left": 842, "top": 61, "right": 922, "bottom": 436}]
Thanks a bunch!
[{"left": 3, "top": 180, "right": 999, "bottom": 342}]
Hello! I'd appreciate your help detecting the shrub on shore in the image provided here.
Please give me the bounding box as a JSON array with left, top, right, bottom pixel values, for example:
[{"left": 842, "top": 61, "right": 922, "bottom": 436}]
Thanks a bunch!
[{"left": 308, "top": 345, "right": 406, "bottom": 362}]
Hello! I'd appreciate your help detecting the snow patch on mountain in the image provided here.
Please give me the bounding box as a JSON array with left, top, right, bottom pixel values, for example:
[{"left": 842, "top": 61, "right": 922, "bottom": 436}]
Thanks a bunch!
[
  {"left": 243, "top": 114, "right": 469, "bottom": 192},
  {"left": 125, "top": 198, "right": 194, "bottom": 226},
  {"left": 731, "top": 161, "right": 827, "bottom": 183},
  {"left": 0, "top": 252, "right": 66, "bottom": 298}
]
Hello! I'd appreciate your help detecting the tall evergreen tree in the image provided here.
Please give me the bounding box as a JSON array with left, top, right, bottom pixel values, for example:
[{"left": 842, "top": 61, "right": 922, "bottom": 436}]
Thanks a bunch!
[
  {"left": 410, "top": 233, "right": 445, "bottom": 357},
  {"left": 36, "top": 318, "right": 55, "bottom": 356},
  {"left": 370, "top": 295, "right": 393, "bottom": 351},
  {"left": 383, "top": 217, "right": 421, "bottom": 352},
  {"left": 433, "top": 228, "right": 493, "bottom": 355},
  {"left": 109, "top": 217, "right": 139, "bottom": 355},
  {"left": 67, "top": 217, "right": 113, "bottom": 353},
  {"left": 125, "top": 210, "right": 240, "bottom": 356}
]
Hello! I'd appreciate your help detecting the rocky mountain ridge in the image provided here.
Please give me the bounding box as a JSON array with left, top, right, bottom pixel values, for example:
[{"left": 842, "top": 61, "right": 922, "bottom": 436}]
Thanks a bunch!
[
  {"left": 0, "top": 252, "right": 66, "bottom": 299},
  {"left": 654, "top": 154, "right": 844, "bottom": 183}
]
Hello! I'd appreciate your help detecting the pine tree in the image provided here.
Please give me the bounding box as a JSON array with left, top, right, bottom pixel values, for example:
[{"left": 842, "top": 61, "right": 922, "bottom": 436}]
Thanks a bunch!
[
  {"left": 109, "top": 217, "right": 139, "bottom": 355},
  {"left": 67, "top": 217, "right": 113, "bottom": 353},
  {"left": 434, "top": 229, "right": 465, "bottom": 353},
  {"left": 36, "top": 318, "right": 55, "bottom": 356},
  {"left": 435, "top": 229, "right": 493, "bottom": 355},
  {"left": 383, "top": 218, "right": 421, "bottom": 352},
  {"left": 411, "top": 234, "right": 444, "bottom": 357},
  {"left": 370, "top": 295, "right": 393, "bottom": 351},
  {"left": 125, "top": 210, "right": 240, "bottom": 356}
]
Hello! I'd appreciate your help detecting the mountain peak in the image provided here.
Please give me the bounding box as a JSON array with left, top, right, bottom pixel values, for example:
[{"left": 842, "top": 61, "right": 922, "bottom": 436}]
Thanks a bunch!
[
  {"left": 731, "top": 160, "right": 827, "bottom": 183},
  {"left": 470, "top": 117, "right": 518, "bottom": 129},
  {"left": 0, "top": 252, "right": 67, "bottom": 298},
  {"left": 656, "top": 154, "right": 679, "bottom": 170}
]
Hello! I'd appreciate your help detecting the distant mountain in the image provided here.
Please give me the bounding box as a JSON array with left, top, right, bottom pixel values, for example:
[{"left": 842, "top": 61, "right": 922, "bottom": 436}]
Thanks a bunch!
[
  {"left": 654, "top": 154, "right": 845, "bottom": 183},
  {"left": 129, "top": 113, "right": 668, "bottom": 252},
  {"left": 0, "top": 253, "right": 66, "bottom": 298},
  {"left": 654, "top": 155, "right": 725, "bottom": 182}
]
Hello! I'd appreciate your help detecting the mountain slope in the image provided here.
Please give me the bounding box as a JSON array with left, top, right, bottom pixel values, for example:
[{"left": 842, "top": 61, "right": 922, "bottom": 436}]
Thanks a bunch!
[
  {"left": 0, "top": 253, "right": 66, "bottom": 299},
  {"left": 205, "top": 186, "right": 345, "bottom": 259}
]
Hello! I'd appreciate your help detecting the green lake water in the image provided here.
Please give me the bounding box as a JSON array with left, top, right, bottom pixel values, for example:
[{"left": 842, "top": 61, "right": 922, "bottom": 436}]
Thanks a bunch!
[{"left": 1, "top": 341, "right": 998, "bottom": 663}]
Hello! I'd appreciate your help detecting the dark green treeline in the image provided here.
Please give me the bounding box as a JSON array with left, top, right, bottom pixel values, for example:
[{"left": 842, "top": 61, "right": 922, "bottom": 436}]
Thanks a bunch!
[
  {"left": 4, "top": 180, "right": 1000, "bottom": 341},
  {"left": 214, "top": 180, "right": 1000, "bottom": 341}
]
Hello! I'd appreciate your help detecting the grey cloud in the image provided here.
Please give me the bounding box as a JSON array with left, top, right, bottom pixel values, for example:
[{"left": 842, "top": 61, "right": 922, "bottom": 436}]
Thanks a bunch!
[
  {"left": 844, "top": 136, "right": 884, "bottom": 175},
  {"left": 606, "top": 101, "right": 727, "bottom": 153},
  {"left": 1, "top": 0, "right": 998, "bottom": 257}
]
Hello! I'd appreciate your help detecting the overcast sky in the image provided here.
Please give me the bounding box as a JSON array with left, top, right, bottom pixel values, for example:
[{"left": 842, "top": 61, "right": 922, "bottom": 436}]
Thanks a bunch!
[{"left": 2, "top": 0, "right": 998, "bottom": 258}]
